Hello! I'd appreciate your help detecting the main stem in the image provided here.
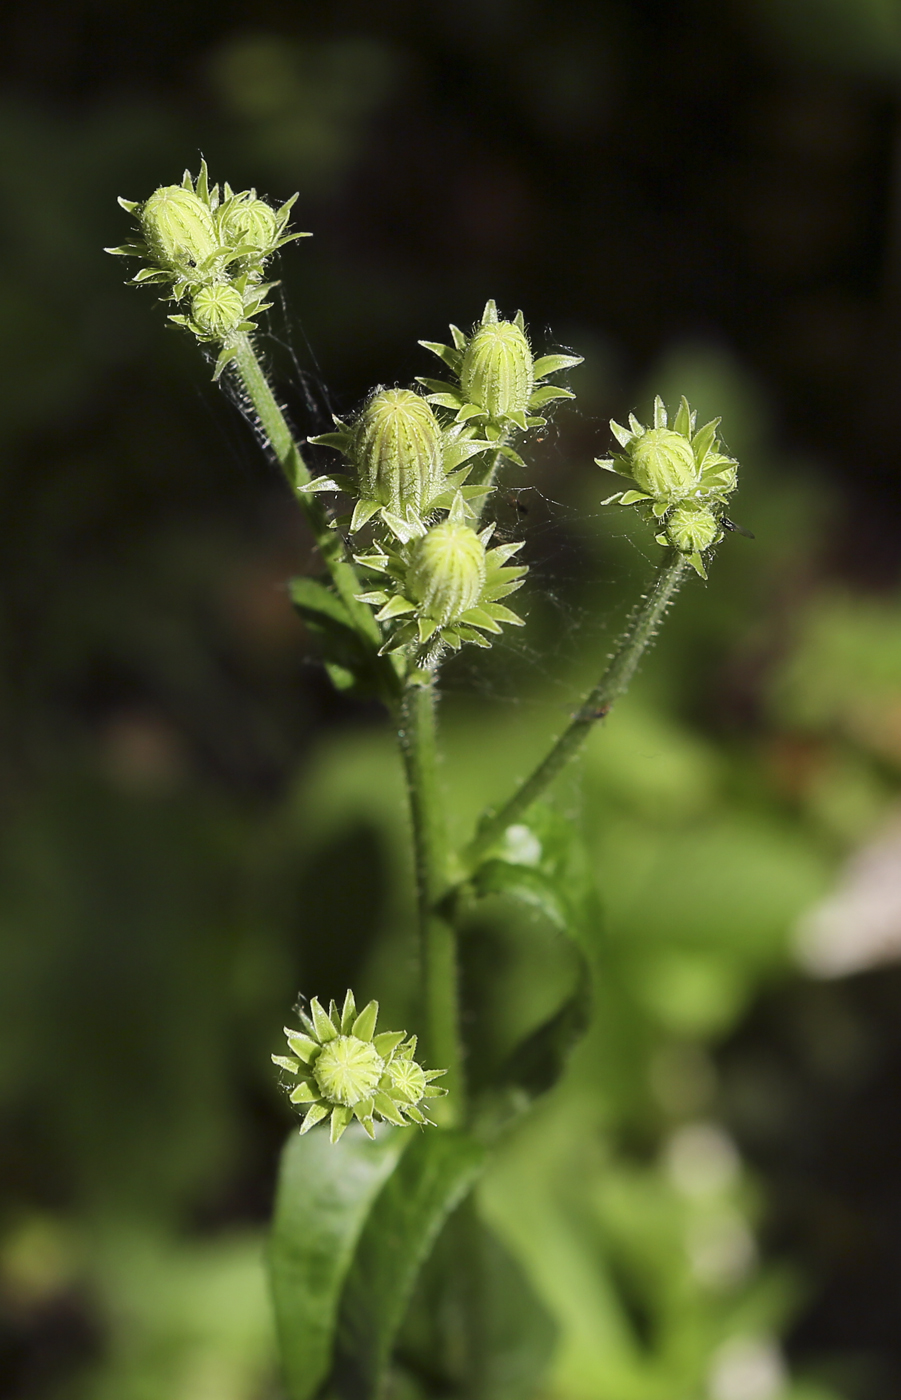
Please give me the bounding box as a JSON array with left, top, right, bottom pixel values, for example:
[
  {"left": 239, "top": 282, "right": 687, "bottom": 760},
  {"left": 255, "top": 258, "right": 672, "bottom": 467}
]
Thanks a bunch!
[
  {"left": 231, "top": 333, "right": 380, "bottom": 646},
  {"left": 398, "top": 679, "right": 462, "bottom": 1118},
  {"left": 464, "top": 550, "right": 687, "bottom": 869}
]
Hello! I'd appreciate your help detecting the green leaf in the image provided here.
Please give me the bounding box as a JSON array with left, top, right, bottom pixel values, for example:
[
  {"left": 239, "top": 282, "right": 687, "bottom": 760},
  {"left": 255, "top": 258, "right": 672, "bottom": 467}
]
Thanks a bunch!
[
  {"left": 468, "top": 806, "right": 596, "bottom": 1117},
  {"left": 289, "top": 577, "right": 388, "bottom": 701},
  {"left": 395, "top": 1205, "right": 556, "bottom": 1400},
  {"left": 333, "top": 1129, "right": 486, "bottom": 1399},
  {"left": 532, "top": 352, "right": 583, "bottom": 377},
  {"left": 268, "top": 1126, "right": 407, "bottom": 1400}
]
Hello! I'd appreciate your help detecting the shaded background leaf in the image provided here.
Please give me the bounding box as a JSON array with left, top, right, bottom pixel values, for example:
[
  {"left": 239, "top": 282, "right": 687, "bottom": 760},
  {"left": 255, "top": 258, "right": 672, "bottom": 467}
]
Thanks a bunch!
[
  {"left": 334, "top": 1130, "right": 486, "bottom": 1400},
  {"left": 269, "top": 1125, "right": 406, "bottom": 1400}
]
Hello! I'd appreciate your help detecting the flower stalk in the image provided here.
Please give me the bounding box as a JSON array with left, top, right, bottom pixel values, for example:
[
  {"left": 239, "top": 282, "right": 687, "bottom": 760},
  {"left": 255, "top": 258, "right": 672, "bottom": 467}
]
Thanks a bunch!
[
  {"left": 464, "top": 549, "right": 688, "bottom": 870},
  {"left": 230, "top": 334, "right": 381, "bottom": 646},
  {"left": 397, "top": 679, "right": 462, "bottom": 1120}
]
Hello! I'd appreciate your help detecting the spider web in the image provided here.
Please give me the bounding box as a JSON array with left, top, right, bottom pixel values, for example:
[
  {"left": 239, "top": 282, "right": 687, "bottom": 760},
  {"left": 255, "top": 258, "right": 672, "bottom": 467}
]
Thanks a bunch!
[{"left": 206, "top": 287, "right": 652, "bottom": 713}]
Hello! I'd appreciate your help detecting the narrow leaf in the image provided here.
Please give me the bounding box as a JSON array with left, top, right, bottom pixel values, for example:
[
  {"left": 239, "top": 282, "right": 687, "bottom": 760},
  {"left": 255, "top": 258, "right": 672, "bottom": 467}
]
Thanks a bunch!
[
  {"left": 334, "top": 1130, "right": 486, "bottom": 1399},
  {"left": 268, "top": 1127, "right": 407, "bottom": 1400}
]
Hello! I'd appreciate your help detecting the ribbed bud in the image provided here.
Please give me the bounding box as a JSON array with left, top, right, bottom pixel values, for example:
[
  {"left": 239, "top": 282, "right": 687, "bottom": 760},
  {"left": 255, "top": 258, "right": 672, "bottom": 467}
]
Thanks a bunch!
[
  {"left": 140, "top": 185, "right": 218, "bottom": 271},
  {"left": 218, "top": 197, "right": 279, "bottom": 254},
  {"left": 665, "top": 504, "right": 720, "bottom": 554},
  {"left": 629, "top": 428, "right": 698, "bottom": 500},
  {"left": 385, "top": 1056, "right": 428, "bottom": 1103},
  {"left": 353, "top": 389, "right": 445, "bottom": 514},
  {"left": 408, "top": 521, "right": 486, "bottom": 624},
  {"left": 313, "top": 1036, "right": 385, "bottom": 1107},
  {"left": 191, "top": 284, "right": 245, "bottom": 338},
  {"left": 461, "top": 321, "right": 534, "bottom": 418}
]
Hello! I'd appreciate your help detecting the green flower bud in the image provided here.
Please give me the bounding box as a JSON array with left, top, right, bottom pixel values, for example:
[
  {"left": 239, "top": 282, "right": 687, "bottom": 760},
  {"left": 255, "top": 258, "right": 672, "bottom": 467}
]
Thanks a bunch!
[
  {"left": 460, "top": 321, "right": 534, "bottom": 419},
  {"left": 218, "top": 197, "right": 279, "bottom": 254},
  {"left": 272, "top": 990, "right": 446, "bottom": 1142},
  {"left": 190, "top": 283, "right": 245, "bottom": 339},
  {"left": 408, "top": 521, "right": 487, "bottom": 625},
  {"left": 313, "top": 1035, "right": 384, "bottom": 1106},
  {"left": 140, "top": 184, "right": 217, "bottom": 272},
  {"left": 353, "top": 389, "right": 445, "bottom": 516},
  {"left": 385, "top": 1054, "right": 427, "bottom": 1104},
  {"left": 665, "top": 503, "right": 721, "bottom": 554},
  {"left": 629, "top": 428, "right": 698, "bottom": 500}
]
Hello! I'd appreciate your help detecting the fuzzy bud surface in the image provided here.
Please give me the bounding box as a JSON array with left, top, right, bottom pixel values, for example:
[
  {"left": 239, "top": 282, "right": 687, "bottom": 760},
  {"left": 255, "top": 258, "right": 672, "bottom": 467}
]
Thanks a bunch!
[
  {"left": 629, "top": 428, "right": 698, "bottom": 501},
  {"left": 353, "top": 389, "right": 445, "bottom": 515},
  {"left": 408, "top": 521, "right": 487, "bottom": 624},
  {"left": 140, "top": 185, "right": 217, "bottom": 272},
  {"left": 665, "top": 503, "right": 720, "bottom": 555},
  {"left": 461, "top": 321, "right": 534, "bottom": 419},
  {"left": 191, "top": 284, "right": 245, "bottom": 339},
  {"left": 313, "top": 1035, "right": 385, "bottom": 1107},
  {"left": 218, "top": 197, "right": 279, "bottom": 254}
]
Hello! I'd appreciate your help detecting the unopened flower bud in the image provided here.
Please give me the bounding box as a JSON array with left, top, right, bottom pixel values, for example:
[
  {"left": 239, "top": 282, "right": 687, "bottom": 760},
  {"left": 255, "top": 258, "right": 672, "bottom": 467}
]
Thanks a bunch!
[
  {"left": 218, "top": 197, "right": 279, "bottom": 254},
  {"left": 353, "top": 389, "right": 445, "bottom": 515},
  {"left": 313, "top": 1036, "right": 384, "bottom": 1107},
  {"left": 665, "top": 503, "right": 720, "bottom": 554},
  {"left": 191, "top": 284, "right": 245, "bottom": 339},
  {"left": 460, "top": 321, "right": 534, "bottom": 419},
  {"left": 408, "top": 521, "right": 486, "bottom": 624},
  {"left": 385, "top": 1055, "right": 428, "bottom": 1103},
  {"left": 629, "top": 429, "right": 698, "bottom": 500},
  {"left": 140, "top": 185, "right": 217, "bottom": 272}
]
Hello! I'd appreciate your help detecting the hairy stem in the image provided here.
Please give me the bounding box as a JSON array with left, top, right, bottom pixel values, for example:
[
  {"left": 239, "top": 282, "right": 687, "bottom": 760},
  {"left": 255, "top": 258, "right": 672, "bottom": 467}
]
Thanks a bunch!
[
  {"left": 231, "top": 333, "right": 380, "bottom": 645},
  {"left": 464, "top": 550, "right": 687, "bottom": 868},
  {"left": 471, "top": 443, "right": 506, "bottom": 524},
  {"left": 397, "top": 680, "right": 462, "bottom": 1117}
]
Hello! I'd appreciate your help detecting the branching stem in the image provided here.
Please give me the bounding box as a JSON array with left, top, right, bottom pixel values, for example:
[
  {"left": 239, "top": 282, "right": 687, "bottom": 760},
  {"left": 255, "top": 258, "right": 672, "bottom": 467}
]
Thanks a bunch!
[
  {"left": 231, "top": 333, "right": 380, "bottom": 645},
  {"left": 463, "top": 550, "right": 687, "bottom": 869}
]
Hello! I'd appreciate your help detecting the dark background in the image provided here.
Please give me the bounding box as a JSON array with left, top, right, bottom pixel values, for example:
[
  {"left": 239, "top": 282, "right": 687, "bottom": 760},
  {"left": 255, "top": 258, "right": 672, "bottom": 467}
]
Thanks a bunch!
[{"left": 4, "top": 2, "right": 901, "bottom": 1397}]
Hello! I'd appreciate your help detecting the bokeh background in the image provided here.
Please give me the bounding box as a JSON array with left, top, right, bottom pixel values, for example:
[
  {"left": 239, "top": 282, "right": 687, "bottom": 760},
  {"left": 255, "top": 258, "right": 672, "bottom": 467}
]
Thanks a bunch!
[{"left": 5, "top": 1, "right": 901, "bottom": 1397}]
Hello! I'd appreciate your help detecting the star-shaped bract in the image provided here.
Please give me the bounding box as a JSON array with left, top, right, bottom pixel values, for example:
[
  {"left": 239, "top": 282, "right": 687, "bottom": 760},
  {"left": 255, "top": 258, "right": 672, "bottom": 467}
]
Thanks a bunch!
[
  {"left": 596, "top": 396, "right": 739, "bottom": 577},
  {"left": 353, "top": 493, "right": 527, "bottom": 659},
  {"left": 272, "top": 991, "right": 446, "bottom": 1143},
  {"left": 416, "top": 300, "right": 582, "bottom": 466}
]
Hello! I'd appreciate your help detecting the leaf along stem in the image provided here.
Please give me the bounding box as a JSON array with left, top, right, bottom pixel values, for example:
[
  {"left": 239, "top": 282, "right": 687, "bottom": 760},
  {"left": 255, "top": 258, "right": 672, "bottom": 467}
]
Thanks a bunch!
[
  {"left": 463, "top": 549, "right": 688, "bottom": 870},
  {"left": 231, "top": 333, "right": 381, "bottom": 647},
  {"left": 397, "top": 679, "right": 463, "bottom": 1119}
]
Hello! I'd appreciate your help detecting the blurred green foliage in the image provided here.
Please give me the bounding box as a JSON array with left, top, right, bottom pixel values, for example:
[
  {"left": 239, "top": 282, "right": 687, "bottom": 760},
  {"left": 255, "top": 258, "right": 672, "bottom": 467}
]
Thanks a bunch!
[{"left": 4, "top": 1, "right": 901, "bottom": 1397}]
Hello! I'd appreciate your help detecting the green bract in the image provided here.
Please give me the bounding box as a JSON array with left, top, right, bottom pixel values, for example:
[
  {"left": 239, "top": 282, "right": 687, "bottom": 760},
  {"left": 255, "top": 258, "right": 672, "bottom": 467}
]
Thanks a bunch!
[
  {"left": 308, "top": 390, "right": 493, "bottom": 540},
  {"left": 661, "top": 502, "right": 722, "bottom": 557},
  {"left": 272, "top": 990, "right": 446, "bottom": 1144},
  {"left": 596, "top": 395, "right": 740, "bottom": 577},
  {"left": 417, "top": 299, "right": 582, "bottom": 456},
  {"left": 105, "top": 162, "right": 309, "bottom": 348},
  {"left": 408, "top": 519, "right": 487, "bottom": 625},
  {"left": 189, "top": 283, "right": 246, "bottom": 339},
  {"left": 354, "top": 493, "right": 527, "bottom": 658},
  {"left": 140, "top": 184, "right": 217, "bottom": 275},
  {"left": 460, "top": 319, "right": 534, "bottom": 420}
]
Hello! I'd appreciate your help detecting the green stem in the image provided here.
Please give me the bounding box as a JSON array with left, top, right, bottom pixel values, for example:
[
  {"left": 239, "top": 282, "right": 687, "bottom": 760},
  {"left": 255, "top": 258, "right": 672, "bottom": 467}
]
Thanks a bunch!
[
  {"left": 397, "top": 679, "right": 462, "bottom": 1117},
  {"left": 471, "top": 442, "right": 506, "bottom": 524},
  {"left": 464, "top": 550, "right": 687, "bottom": 869},
  {"left": 231, "top": 333, "right": 380, "bottom": 646}
]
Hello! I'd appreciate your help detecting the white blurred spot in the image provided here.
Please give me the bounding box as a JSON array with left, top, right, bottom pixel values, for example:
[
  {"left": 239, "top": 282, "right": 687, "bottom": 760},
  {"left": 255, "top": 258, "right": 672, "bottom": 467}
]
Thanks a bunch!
[
  {"left": 795, "top": 814, "right": 901, "bottom": 976},
  {"left": 501, "top": 823, "right": 542, "bottom": 866},
  {"left": 664, "top": 1122, "right": 740, "bottom": 1197},
  {"left": 707, "top": 1335, "right": 787, "bottom": 1400}
]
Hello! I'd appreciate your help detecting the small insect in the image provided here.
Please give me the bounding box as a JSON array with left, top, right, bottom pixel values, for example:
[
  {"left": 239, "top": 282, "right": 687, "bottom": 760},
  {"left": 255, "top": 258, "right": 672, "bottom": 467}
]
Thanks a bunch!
[
  {"left": 722, "top": 516, "right": 755, "bottom": 540},
  {"left": 504, "top": 490, "right": 529, "bottom": 517}
]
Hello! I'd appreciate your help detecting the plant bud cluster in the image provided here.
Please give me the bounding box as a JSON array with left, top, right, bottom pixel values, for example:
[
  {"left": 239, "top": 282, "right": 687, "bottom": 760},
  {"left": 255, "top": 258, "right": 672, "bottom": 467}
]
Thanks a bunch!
[
  {"left": 306, "top": 301, "right": 584, "bottom": 665},
  {"left": 272, "top": 991, "right": 446, "bottom": 1143},
  {"left": 596, "top": 396, "right": 741, "bottom": 577},
  {"left": 107, "top": 162, "right": 309, "bottom": 377}
]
